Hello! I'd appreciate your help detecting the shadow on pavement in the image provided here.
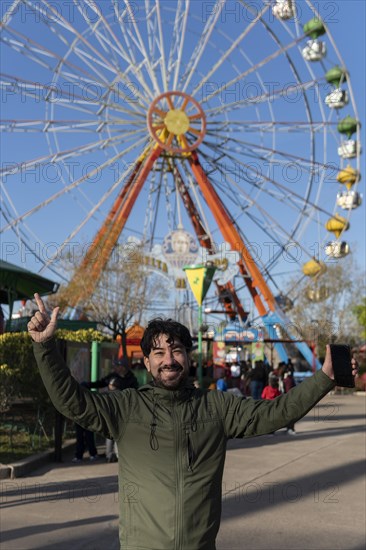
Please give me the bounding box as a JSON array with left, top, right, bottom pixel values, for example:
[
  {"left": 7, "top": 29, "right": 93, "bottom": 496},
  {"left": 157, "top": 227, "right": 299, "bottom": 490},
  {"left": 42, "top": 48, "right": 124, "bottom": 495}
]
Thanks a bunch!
[
  {"left": 1, "top": 474, "right": 118, "bottom": 509},
  {"left": 0, "top": 515, "right": 118, "bottom": 544},
  {"left": 220, "top": 457, "right": 365, "bottom": 520}
]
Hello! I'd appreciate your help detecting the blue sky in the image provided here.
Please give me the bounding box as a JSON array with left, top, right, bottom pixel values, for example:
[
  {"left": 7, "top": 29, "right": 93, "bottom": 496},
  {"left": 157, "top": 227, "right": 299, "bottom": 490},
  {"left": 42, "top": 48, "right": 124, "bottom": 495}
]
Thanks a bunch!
[{"left": 0, "top": 0, "right": 365, "bottom": 318}]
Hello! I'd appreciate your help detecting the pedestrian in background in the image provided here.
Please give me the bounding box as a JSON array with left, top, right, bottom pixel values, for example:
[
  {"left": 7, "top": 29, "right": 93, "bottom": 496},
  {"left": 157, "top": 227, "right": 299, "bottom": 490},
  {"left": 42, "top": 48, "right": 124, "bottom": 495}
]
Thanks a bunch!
[
  {"left": 283, "top": 367, "right": 297, "bottom": 435},
  {"left": 248, "top": 359, "right": 267, "bottom": 399},
  {"left": 261, "top": 375, "right": 281, "bottom": 400},
  {"left": 89, "top": 358, "right": 138, "bottom": 391},
  {"left": 105, "top": 377, "right": 120, "bottom": 462},
  {"left": 72, "top": 382, "right": 99, "bottom": 463}
]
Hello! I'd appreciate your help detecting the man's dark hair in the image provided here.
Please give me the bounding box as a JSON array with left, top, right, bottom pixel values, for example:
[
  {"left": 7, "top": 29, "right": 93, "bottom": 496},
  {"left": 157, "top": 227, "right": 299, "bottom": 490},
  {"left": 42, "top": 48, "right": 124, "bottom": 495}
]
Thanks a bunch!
[{"left": 140, "top": 318, "right": 193, "bottom": 357}]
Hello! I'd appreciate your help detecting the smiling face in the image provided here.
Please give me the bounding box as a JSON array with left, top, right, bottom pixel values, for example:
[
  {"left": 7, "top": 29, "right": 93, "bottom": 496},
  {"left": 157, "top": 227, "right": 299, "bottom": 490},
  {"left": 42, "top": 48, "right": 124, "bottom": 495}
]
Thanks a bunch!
[{"left": 143, "top": 333, "right": 190, "bottom": 390}]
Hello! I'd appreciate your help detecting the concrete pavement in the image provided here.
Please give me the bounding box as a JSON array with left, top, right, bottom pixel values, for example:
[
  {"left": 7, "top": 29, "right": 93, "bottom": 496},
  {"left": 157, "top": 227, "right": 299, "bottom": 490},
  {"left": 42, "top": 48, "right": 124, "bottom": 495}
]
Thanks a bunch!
[{"left": 1, "top": 392, "right": 365, "bottom": 550}]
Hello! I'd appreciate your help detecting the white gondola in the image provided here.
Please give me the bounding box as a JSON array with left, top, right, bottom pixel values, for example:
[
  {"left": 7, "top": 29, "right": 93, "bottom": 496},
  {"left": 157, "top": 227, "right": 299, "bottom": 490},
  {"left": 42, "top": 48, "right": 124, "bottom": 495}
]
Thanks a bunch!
[
  {"left": 272, "top": 0, "right": 294, "bottom": 20},
  {"left": 302, "top": 39, "right": 326, "bottom": 61},
  {"left": 337, "top": 140, "right": 361, "bottom": 159},
  {"left": 336, "top": 190, "right": 362, "bottom": 210},
  {"left": 325, "top": 88, "right": 349, "bottom": 109},
  {"left": 325, "top": 241, "right": 350, "bottom": 258}
]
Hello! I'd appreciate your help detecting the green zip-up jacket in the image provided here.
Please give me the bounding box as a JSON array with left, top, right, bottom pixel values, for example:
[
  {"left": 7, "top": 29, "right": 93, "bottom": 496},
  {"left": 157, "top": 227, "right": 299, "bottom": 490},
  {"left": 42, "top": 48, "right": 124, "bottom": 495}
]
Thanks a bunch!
[{"left": 34, "top": 339, "right": 335, "bottom": 550}]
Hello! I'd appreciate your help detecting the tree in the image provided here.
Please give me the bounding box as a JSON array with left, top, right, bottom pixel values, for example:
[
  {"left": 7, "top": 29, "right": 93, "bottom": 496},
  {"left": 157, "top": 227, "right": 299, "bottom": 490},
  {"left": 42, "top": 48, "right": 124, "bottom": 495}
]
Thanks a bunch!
[
  {"left": 53, "top": 243, "right": 168, "bottom": 358},
  {"left": 284, "top": 255, "right": 365, "bottom": 357},
  {"left": 352, "top": 297, "right": 366, "bottom": 341}
]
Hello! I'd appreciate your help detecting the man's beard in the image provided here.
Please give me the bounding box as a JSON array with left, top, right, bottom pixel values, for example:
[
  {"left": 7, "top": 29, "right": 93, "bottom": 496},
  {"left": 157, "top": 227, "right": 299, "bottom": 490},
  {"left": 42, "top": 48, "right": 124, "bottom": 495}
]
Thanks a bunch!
[{"left": 152, "top": 362, "right": 188, "bottom": 390}]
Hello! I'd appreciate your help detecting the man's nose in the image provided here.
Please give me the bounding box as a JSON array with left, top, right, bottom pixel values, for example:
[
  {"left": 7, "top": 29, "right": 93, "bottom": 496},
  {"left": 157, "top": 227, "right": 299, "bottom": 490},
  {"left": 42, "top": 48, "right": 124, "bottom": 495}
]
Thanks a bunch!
[{"left": 163, "top": 349, "right": 175, "bottom": 365}]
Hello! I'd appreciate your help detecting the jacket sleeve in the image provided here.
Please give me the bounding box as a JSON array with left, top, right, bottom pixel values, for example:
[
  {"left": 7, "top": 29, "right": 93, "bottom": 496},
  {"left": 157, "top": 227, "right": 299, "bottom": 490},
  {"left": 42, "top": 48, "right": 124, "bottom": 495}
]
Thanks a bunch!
[
  {"left": 33, "top": 338, "right": 130, "bottom": 440},
  {"left": 219, "top": 369, "right": 335, "bottom": 438}
]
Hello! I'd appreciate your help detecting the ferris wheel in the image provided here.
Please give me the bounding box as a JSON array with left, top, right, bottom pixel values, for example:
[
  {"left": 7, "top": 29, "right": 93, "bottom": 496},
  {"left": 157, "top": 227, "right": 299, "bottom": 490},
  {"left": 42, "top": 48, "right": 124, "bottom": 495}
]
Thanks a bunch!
[{"left": 0, "top": 0, "right": 362, "bottom": 366}]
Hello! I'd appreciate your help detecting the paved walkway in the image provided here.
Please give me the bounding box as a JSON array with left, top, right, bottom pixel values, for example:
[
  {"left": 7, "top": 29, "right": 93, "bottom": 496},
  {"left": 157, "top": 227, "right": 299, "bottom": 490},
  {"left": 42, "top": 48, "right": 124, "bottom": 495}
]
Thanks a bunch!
[{"left": 1, "top": 393, "right": 365, "bottom": 550}]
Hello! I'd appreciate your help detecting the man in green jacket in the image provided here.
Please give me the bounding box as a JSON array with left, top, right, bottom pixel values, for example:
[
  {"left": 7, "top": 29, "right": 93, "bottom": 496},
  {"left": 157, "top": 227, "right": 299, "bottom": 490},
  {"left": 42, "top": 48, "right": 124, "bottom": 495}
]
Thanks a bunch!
[{"left": 28, "top": 293, "right": 357, "bottom": 550}]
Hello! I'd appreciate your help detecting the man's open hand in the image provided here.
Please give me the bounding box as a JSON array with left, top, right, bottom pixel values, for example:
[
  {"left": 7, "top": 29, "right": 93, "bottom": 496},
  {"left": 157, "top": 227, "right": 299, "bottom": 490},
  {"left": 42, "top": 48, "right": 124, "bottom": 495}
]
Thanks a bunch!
[{"left": 27, "top": 293, "right": 59, "bottom": 343}]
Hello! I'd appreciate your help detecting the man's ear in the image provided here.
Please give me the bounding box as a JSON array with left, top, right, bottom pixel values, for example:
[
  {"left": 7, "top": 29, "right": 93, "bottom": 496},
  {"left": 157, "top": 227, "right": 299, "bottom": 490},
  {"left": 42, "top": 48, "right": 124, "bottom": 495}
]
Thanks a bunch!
[{"left": 143, "top": 356, "right": 150, "bottom": 372}]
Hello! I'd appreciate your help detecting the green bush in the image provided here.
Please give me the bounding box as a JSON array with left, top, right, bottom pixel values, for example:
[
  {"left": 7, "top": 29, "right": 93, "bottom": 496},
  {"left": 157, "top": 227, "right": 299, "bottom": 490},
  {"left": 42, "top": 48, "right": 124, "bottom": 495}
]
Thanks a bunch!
[
  {"left": 0, "top": 329, "right": 111, "bottom": 408},
  {"left": 0, "top": 332, "right": 47, "bottom": 407},
  {"left": 56, "top": 328, "right": 111, "bottom": 343}
]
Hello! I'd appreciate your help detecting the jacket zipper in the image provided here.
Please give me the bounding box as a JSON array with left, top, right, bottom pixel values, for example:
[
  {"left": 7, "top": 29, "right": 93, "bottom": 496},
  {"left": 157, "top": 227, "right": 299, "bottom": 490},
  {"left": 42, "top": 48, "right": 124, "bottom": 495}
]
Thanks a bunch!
[
  {"left": 172, "top": 399, "right": 183, "bottom": 550},
  {"left": 187, "top": 431, "right": 194, "bottom": 472}
]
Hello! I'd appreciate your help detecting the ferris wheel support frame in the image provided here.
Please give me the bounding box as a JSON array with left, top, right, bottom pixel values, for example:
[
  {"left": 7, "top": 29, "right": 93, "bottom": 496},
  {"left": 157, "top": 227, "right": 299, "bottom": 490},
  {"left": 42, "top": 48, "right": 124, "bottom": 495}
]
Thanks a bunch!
[
  {"left": 173, "top": 162, "right": 248, "bottom": 322},
  {"left": 67, "top": 144, "right": 163, "bottom": 309},
  {"left": 188, "top": 151, "right": 276, "bottom": 316},
  {"left": 187, "top": 151, "right": 321, "bottom": 369}
]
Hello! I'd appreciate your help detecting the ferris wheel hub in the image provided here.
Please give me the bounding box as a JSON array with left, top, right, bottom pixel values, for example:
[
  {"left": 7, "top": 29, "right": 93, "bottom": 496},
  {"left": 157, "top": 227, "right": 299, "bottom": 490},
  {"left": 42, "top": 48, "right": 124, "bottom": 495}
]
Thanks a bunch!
[
  {"left": 164, "top": 109, "right": 190, "bottom": 135},
  {"left": 147, "top": 91, "right": 206, "bottom": 153}
]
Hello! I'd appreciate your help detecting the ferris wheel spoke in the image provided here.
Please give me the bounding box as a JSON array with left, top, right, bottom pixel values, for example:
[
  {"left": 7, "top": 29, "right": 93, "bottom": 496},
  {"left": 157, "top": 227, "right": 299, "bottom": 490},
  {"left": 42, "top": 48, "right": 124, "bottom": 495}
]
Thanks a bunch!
[
  {"left": 203, "top": 155, "right": 313, "bottom": 265},
  {"left": 0, "top": 23, "right": 148, "bottom": 113},
  {"left": 208, "top": 120, "right": 337, "bottom": 133},
  {"left": 183, "top": 150, "right": 289, "bottom": 281},
  {"left": 4, "top": 129, "right": 145, "bottom": 217},
  {"left": 116, "top": 0, "right": 161, "bottom": 97},
  {"left": 189, "top": 2, "right": 270, "bottom": 99},
  {"left": 196, "top": 145, "right": 330, "bottom": 258},
  {"left": 152, "top": 107, "right": 167, "bottom": 118},
  {"left": 0, "top": 118, "right": 146, "bottom": 133},
  {"left": 168, "top": 0, "right": 189, "bottom": 91},
  {"left": 200, "top": 34, "right": 305, "bottom": 106},
  {"left": 1, "top": 135, "right": 147, "bottom": 233},
  {"left": 75, "top": 0, "right": 116, "bottom": 54},
  {"left": 166, "top": 95, "right": 175, "bottom": 109},
  {"left": 0, "top": 187, "right": 70, "bottom": 279},
  {"left": 206, "top": 131, "right": 319, "bottom": 222},
  {"left": 207, "top": 142, "right": 334, "bottom": 219},
  {"left": 155, "top": 0, "right": 168, "bottom": 93},
  {"left": 243, "top": 210, "right": 303, "bottom": 275},
  {"left": 22, "top": 0, "right": 152, "bottom": 107},
  {"left": 0, "top": 131, "right": 146, "bottom": 182},
  {"left": 2, "top": 216, "right": 68, "bottom": 280},
  {"left": 38, "top": 160, "right": 138, "bottom": 273},
  {"left": 1, "top": 73, "right": 145, "bottom": 119},
  {"left": 210, "top": 138, "right": 318, "bottom": 197},
  {"left": 1, "top": 0, "right": 21, "bottom": 25},
  {"left": 74, "top": 0, "right": 154, "bottom": 106},
  {"left": 179, "top": 2, "right": 225, "bottom": 95},
  {"left": 111, "top": 2, "right": 159, "bottom": 102},
  {"left": 204, "top": 78, "right": 324, "bottom": 117},
  {"left": 0, "top": 34, "right": 57, "bottom": 74},
  {"left": 0, "top": 27, "right": 141, "bottom": 114},
  {"left": 211, "top": 133, "right": 336, "bottom": 173},
  {"left": 250, "top": 7, "right": 319, "bottom": 229}
]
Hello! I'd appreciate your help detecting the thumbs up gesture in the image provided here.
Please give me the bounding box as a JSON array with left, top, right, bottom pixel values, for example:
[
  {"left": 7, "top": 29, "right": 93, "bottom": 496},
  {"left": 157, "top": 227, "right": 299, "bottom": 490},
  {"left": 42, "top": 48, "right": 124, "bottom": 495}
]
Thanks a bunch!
[{"left": 27, "top": 293, "right": 59, "bottom": 343}]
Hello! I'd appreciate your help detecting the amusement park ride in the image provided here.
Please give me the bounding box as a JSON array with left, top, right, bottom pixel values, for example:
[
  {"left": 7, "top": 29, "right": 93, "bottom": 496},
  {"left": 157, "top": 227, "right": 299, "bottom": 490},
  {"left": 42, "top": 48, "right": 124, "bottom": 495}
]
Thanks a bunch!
[{"left": 0, "top": 0, "right": 362, "bottom": 369}]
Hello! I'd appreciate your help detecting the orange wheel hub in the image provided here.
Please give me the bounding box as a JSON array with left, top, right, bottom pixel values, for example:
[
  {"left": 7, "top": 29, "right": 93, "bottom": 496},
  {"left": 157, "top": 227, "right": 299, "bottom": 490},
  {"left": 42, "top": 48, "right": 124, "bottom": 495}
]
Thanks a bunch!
[{"left": 147, "top": 91, "right": 206, "bottom": 153}]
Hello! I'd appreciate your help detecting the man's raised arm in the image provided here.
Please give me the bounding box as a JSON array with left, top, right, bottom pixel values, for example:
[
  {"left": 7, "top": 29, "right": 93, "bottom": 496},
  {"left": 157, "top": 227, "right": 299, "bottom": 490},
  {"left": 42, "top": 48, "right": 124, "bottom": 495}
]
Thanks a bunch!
[
  {"left": 220, "top": 345, "right": 359, "bottom": 439},
  {"left": 29, "top": 294, "right": 127, "bottom": 440}
]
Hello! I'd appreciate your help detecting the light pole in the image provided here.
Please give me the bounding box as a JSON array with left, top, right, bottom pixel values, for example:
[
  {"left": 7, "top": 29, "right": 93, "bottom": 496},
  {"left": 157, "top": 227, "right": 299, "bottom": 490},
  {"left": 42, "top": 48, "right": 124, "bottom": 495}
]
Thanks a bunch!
[
  {"left": 310, "top": 319, "right": 319, "bottom": 373},
  {"left": 183, "top": 263, "right": 216, "bottom": 387}
]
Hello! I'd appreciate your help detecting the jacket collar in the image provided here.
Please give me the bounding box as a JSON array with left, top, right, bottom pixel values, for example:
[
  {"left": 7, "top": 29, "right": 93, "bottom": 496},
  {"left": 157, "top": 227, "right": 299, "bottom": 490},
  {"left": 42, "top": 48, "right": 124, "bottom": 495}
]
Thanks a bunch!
[{"left": 138, "top": 381, "right": 195, "bottom": 403}]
